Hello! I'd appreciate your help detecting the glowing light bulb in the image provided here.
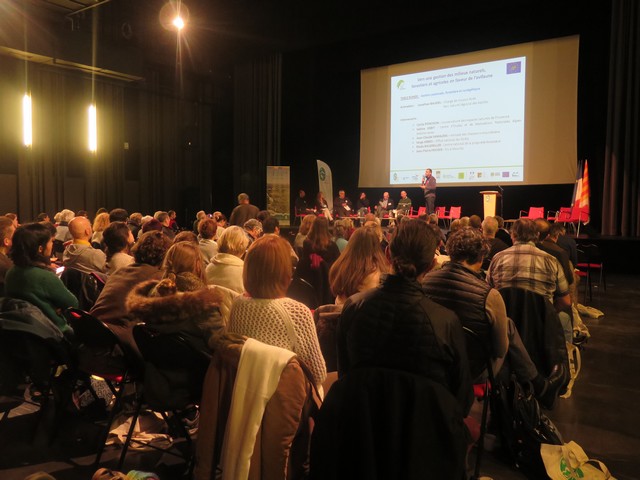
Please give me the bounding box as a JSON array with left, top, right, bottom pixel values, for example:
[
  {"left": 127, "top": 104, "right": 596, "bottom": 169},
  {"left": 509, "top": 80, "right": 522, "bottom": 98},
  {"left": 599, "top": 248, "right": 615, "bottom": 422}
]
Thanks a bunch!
[
  {"left": 88, "top": 104, "right": 97, "bottom": 152},
  {"left": 23, "top": 94, "right": 32, "bottom": 147},
  {"left": 173, "top": 16, "right": 185, "bottom": 30}
]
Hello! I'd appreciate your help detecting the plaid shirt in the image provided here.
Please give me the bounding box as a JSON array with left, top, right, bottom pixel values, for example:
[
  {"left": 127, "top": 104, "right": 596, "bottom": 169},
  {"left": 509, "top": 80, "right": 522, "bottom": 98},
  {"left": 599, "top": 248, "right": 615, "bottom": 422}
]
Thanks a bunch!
[{"left": 487, "top": 241, "right": 569, "bottom": 302}]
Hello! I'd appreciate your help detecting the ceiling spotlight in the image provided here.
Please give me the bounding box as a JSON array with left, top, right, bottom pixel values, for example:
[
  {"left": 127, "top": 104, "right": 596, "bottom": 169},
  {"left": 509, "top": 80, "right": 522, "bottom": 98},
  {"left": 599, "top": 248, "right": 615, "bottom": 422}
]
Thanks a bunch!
[
  {"left": 159, "top": 2, "right": 190, "bottom": 32},
  {"left": 172, "top": 16, "right": 185, "bottom": 30}
]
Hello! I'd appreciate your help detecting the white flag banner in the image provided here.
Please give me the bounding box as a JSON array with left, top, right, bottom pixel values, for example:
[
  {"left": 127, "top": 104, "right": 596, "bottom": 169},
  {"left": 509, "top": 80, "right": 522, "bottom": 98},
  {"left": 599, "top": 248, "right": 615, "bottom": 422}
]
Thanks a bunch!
[{"left": 316, "top": 160, "right": 334, "bottom": 210}]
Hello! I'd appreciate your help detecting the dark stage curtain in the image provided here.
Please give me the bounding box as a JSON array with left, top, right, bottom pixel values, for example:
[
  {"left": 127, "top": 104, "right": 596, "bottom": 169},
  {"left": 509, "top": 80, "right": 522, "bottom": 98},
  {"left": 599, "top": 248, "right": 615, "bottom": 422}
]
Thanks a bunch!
[
  {"left": 233, "top": 54, "right": 282, "bottom": 210},
  {"left": 603, "top": 0, "right": 640, "bottom": 237}
]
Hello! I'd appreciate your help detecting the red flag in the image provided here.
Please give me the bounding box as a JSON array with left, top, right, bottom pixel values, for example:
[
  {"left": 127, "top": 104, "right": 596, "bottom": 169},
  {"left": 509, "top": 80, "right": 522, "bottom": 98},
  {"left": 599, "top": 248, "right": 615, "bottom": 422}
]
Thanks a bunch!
[{"left": 573, "top": 160, "right": 590, "bottom": 223}]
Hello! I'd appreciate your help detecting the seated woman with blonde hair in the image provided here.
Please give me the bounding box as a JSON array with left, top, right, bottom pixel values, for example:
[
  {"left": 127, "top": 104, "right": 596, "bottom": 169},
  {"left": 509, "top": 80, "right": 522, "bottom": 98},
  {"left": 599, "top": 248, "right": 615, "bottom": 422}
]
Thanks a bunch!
[{"left": 228, "top": 235, "right": 326, "bottom": 388}]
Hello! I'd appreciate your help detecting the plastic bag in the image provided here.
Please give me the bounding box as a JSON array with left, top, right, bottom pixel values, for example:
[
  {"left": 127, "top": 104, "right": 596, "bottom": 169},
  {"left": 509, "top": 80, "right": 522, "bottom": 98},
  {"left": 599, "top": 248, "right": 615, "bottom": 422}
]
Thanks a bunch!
[{"left": 541, "top": 441, "right": 617, "bottom": 480}]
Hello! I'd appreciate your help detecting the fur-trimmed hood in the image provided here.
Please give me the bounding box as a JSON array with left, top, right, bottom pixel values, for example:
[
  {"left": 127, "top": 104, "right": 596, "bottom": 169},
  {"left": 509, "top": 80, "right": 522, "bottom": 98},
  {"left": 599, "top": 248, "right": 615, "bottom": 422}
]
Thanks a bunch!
[{"left": 126, "top": 279, "right": 226, "bottom": 347}]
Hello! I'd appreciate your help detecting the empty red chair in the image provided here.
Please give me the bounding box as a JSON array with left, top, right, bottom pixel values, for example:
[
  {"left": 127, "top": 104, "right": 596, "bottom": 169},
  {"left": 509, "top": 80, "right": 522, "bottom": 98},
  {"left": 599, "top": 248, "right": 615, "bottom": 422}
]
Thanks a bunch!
[{"left": 519, "top": 207, "right": 544, "bottom": 220}]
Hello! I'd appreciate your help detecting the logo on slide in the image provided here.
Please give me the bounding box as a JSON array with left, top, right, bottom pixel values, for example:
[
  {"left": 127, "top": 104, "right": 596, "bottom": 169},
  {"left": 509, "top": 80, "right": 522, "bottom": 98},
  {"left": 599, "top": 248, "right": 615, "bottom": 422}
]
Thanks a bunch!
[
  {"left": 319, "top": 167, "right": 326, "bottom": 181},
  {"left": 393, "top": 173, "right": 398, "bottom": 181},
  {"left": 507, "top": 61, "right": 522, "bottom": 74},
  {"left": 396, "top": 80, "right": 405, "bottom": 90}
]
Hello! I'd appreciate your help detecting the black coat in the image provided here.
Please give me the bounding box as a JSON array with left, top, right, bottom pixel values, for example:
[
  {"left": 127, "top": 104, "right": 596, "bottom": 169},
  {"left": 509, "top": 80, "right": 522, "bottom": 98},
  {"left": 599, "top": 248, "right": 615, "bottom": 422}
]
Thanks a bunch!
[{"left": 337, "top": 274, "right": 473, "bottom": 415}]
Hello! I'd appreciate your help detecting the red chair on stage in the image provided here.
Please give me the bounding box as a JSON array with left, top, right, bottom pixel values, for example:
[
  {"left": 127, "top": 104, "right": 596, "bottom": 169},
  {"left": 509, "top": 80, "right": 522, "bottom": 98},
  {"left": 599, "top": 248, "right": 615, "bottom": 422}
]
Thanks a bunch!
[
  {"left": 409, "top": 206, "right": 426, "bottom": 219},
  {"left": 436, "top": 206, "right": 447, "bottom": 225},
  {"left": 519, "top": 206, "right": 545, "bottom": 220},
  {"left": 441, "top": 206, "right": 461, "bottom": 228},
  {"left": 547, "top": 207, "right": 572, "bottom": 223}
]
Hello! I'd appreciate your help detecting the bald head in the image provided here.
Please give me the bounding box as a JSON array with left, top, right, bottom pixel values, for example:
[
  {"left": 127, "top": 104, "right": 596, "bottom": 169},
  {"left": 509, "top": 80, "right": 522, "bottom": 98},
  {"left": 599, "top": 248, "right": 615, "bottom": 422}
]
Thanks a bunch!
[{"left": 69, "top": 216, "right": 92, "bottom": 241}]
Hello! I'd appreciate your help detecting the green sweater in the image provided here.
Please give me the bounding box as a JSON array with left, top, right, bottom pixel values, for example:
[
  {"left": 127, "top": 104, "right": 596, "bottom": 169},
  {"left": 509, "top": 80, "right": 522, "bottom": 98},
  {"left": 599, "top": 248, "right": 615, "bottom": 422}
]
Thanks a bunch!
[{"left": 5, "top": 266, "right": 79, "bottom": 333}]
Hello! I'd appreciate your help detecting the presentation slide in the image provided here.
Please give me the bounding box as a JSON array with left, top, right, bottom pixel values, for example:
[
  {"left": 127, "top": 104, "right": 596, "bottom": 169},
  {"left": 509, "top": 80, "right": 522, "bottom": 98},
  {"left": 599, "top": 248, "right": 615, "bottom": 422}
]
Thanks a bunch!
[
  {"left": 359, "top": 36, "right": 580, "bottom": 188},
  {"left": 390, "top": 57, "right": 526, "bottom": 185}
]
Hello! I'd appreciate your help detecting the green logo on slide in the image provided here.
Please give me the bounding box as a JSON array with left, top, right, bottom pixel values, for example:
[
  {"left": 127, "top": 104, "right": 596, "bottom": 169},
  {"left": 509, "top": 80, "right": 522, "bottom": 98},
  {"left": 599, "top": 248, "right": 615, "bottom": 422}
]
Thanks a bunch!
[
  {"left": 396, "top": 80, "right": 405, "bottom": 89},
  {"left": 319, "top": 167, "right": 326, "bottom": 181}
]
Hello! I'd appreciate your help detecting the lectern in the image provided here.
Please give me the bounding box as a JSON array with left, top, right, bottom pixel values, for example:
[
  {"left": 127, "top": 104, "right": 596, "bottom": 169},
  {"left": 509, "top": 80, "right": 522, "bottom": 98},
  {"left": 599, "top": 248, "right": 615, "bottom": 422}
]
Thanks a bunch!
[{"left": 480, "top": 191, "right": 501, "bottom": 218}]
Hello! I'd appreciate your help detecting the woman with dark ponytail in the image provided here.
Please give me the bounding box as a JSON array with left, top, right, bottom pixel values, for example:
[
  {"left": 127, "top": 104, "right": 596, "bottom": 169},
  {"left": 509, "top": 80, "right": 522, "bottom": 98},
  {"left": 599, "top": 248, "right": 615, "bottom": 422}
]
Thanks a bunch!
[{"left": 336, "top": 219, "right": 473, "bottom": 415}]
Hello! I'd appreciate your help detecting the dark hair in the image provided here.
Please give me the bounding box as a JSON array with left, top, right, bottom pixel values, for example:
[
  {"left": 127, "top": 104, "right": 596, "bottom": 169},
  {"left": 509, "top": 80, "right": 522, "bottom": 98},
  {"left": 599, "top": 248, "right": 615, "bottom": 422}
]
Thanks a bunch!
[
  {"left": 173, "top": 231, "right": 198, "bottom": 244},
  {"left": 96, "top": 207, "right": 108, "bottom": 215},
  {"left": 389, "top": 219, "right": 437, "bottom": 279},
  {"left": 549, "top": 222, "right": 566, "bottom": 237},
  {"left": 109, "top": 208, "right": 129, "bottom": 223},
  {"left": 469, "top": 215, "right": 482, "bottom": 229},
  {"left": 214, "top": 212, "right": 227, "bottom": 224},
  {"left": 131, "top": 231, "right": 171, "bottom": 266},
  {"left": 262, "top": 216, "right": 280, "bottom": 234},
  {"left": 142, "top": 218, "right": 163, "bottom": 233},
  {"left": 9, "top": 223, "right": 53, "bottom": 268},
  {"left": 198, "top": 218, "right": 218, "bottom": 240},
  {"left": 257, "top": 210, "right": 271, "bottom": 223},
  {"left": 512, "top": 219, "right": 538, "bottom": 243},
  {"left": 534, "top": 218, "right": 551, "bottom": 240},
  {"left": 446, "top": 227, "right": 489, "bottom": 265},
  {"left": 156, "top": 212, "right": 169, "bottom": 224},
  {"left": 103, "top": 222, "right": 131, "bottom": 260},
  {"left": 35, "top": 212, "right": 49, "bottom": 222}
]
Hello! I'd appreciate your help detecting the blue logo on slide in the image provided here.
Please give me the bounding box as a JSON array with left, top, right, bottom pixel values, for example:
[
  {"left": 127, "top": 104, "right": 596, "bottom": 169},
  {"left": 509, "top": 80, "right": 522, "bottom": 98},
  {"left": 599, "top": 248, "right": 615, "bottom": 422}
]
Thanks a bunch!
[{"left": 507, "top": 62, "right": 521, "bottom": 74}]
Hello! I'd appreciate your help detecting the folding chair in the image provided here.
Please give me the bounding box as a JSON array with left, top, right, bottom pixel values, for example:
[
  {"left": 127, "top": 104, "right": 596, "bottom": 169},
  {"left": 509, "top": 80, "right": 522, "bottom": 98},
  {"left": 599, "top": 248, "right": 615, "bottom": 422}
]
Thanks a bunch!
[
  {"left": 64, "top": 307, "right": 137, "bottom": 467},
  {"left": 120, "top": 324, "right": 211, "bottom": 472}
]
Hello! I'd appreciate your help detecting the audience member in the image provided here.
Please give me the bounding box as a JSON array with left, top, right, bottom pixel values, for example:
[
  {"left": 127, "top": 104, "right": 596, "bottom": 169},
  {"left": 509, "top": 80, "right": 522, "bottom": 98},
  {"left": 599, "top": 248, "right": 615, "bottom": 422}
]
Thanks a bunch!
[
  {"left": 36, "top": 213, "right": 50, "bottom": 222},
  {"left": 337, "top": 219, "right": 473, "bottom": 415},
  {"left": 142, "top": 218, "right": 163, "bottom": 235},
  {"left": 55, "top": 209, "right": 75, "bottom": 243},
  {"left": 173, "top": 231, "right": 198, "bottom": 244},
  {"left": 103, "top": 222, "right": 135, "bottom": 275},
  {"left": 229, "top": 193, "right": 260, "bottom": 226},
  {"left": 76, "top": 210, "right": 89, "bottom": 218},
  {"left": 63, "top": 216, "right": 107, "bottom": 274},
  {"left": 6, "top": 223, "right": 78, "bottom": 334},
  {"left": 91, "top": 212, "right": 110, "bottom": 248},
  {"left": 168, "top": 209, "right": 179, "bottom": 232},
  {"left": 263, "top": 216, "right": 298, "bottom": 267},
  {"left": 5, "top": 213, "right": 19, "bottom": 228},
  {"left": 494, "top": 215, "right": 513, "bottom": 247},
  {"left": 198, "top": 218, "right": 219, "bottom": 265},
  {"left": 156, "top": 211, "right": 176, "bottom": 241},
  {"left": 422, "top": 227, "right": 567, "bottom": 409},
  {"left": 332, "top": 218, "right": 351, "bottom": 253},
  {"left": 228, "top": 235, "right": 326, "bottom": 387},
  {"left": 205, "top": 226, "right": 248, "bottom": 294},
  {"left": 469, "top": 215, "right": 482, "bottom": 230},
  {"left": 243, "top": 218, "right": 263, "bottom": 246},
  {"left": 481, "top": 216, "right": 509, "bottom": 270},
  {"left": 294, "top": 214, "right": 315, "bottom": 256},
  {"left": 0, "top": 216, "right": 16, "bottom": 295},
  {"left": 193, "top": 210, "right": 207, "bottom": 233},
  {"left": 109, "top": 208, "right": 129, "bottom": 223},
  {"left": 535, "top": 218, "right": 574, "bottom": 286},
  {"left": 127, "top": 212, "right": 143, "bottom": 239},
  {"left": 91, "top": 231, "right": 172, "bottom": 355},
  {"left": 256, "top": 209, "right": 271, "bottom": 224},
  {"left": 301, "top": 216, "right": 340, "bottom": 267},
  {"left": 127, "top": 241, "right": 226, "bottom": 352},
  {"left": 329, "top": 226, "right": 390, "bottom": 305},
  {"left": 552, "top": 222, "right": 578, "bottom": 268},
  {"left": 487, "top": 218, "right": 572, "bottom": 341}
]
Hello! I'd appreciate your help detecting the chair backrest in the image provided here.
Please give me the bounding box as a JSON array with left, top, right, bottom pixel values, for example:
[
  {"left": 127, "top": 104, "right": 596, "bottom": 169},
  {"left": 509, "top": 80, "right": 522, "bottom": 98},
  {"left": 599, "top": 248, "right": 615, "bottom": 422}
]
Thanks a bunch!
[
  {"left": 556, "top": 207, "right": 572, "bottom": 222},
  {"left": 417, "top": 206, "right": 427, "bottom": 217},
  {"left": 569, "top": 205, "right": 589, "bottom": 222},
  {"left": 449, "top": 206, "right": 462, "bottom": 219},
  {"left": 498, "top": 287, "right": 568, "bottom": 376},
  {"left": 133, "top": 324, "right": 211, "bottom": 409},
  {"left": 527, "top": 207, "right": 545, "bottom": 219},
  {"left": 195, "top": 335, "right": 320, "bottom": 480},
  {"left": 65, "top": 308, "right": 119, "bottom": 351},
  {"left": 310, "top": 367, "right": 467, "bottom": 479},
  {"left": 60, "top": 267, "right": 105, "bottom": 311},
  {"left": 436, "top": 206, "right": 446, "bottom": 219},
  {"left": 287, "top": 276, "right": 319, "bottom": 310}
]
